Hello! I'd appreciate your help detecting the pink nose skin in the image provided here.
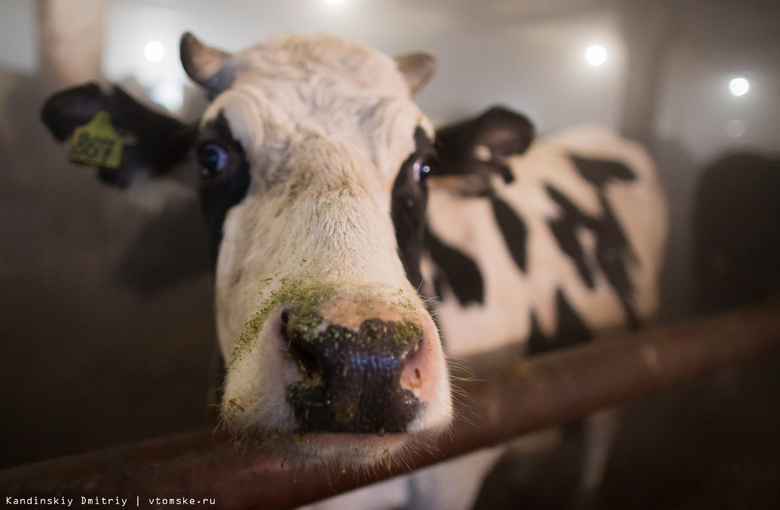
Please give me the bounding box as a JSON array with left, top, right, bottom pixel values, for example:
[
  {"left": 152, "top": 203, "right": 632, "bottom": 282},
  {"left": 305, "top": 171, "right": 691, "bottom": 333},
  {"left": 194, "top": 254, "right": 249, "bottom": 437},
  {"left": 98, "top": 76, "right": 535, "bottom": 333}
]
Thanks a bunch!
[{"left": 399, "top": 313, "right": 446, "bottom": 409}]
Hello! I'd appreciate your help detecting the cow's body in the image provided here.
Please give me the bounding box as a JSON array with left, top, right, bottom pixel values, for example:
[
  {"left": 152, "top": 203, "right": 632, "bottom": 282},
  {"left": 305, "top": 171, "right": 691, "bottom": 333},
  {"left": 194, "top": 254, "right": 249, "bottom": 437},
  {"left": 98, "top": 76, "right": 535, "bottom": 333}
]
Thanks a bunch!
[
  {"left": 427, "top": 115, "right": 667, "bottom": 358},
  {"left": 693, "top": 153, "right": 780, "bottom": 314},
  {"left": 41, "top": 33, "right": 666, "bottom": 509}
]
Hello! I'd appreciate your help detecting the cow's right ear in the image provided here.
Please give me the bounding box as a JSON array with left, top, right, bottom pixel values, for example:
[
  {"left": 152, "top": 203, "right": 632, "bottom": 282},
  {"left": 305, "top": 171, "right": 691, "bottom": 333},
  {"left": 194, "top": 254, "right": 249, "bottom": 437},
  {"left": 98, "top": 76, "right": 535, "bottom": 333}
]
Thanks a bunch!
[
  {"left": 469, "top": 106, "right": 535, "bottom": 159},
  {"left": 436, "top": 106, "right": 535, "bottom": 164},
  {"left": 432, "top": 106, "right": 535, "bottom": 194},
  {"left": 41, "top": 82, "right": 107, "bottom": 142},
  {"left": 41, "top": 82, "right": 199, "bottom": 189}
]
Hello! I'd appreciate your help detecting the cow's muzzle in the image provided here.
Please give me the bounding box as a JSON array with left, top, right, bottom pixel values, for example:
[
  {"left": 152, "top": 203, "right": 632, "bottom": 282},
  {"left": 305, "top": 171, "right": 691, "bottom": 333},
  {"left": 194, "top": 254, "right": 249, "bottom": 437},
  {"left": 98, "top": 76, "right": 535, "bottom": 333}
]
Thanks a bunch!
[{"left": 281, "top": 309, "right": 423, "bottom": 434}]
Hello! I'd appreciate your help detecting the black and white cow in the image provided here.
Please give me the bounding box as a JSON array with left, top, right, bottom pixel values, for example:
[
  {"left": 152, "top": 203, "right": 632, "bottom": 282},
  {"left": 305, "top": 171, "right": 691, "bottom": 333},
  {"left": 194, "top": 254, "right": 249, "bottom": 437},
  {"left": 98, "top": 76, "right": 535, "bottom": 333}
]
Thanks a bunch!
[
  {"left": 427, "top": 107, "right": 667, "bottom": 360},
  {"left": 41, "top": 32, "right": 667, "bottom": 509}
]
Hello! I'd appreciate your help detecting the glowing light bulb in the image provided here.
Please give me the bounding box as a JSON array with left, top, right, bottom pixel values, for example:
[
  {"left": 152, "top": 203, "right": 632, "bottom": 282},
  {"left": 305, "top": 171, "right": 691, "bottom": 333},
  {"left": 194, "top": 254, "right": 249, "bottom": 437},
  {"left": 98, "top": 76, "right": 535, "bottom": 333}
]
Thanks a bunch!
[
  {"left": 144, "top": 41, "right": 165, "bottom": 62},
  {"left": 729, "top": 77, "right": 750, "bottom": 97},
  {"left": 586, "top": 45, "right": 607, "bottom": 66}
]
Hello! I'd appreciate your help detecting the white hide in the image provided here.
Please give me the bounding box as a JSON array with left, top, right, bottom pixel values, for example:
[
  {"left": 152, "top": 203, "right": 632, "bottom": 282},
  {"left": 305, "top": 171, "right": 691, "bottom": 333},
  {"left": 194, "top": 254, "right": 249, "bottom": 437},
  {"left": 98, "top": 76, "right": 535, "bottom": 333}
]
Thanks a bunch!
[
  {"left": 197, "top": 34, "right": 452, "bottom": 465},
  {"left": 426, "top": 124, "right": 668, "bottom": 357}
]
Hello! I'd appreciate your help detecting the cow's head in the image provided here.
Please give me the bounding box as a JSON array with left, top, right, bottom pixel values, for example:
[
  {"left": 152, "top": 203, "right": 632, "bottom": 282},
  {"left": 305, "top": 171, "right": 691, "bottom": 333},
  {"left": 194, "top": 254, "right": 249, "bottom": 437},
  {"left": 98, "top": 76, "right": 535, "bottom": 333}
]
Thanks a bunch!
[{"left": 41, "top": 33, "right": 451, "bottom": 466}]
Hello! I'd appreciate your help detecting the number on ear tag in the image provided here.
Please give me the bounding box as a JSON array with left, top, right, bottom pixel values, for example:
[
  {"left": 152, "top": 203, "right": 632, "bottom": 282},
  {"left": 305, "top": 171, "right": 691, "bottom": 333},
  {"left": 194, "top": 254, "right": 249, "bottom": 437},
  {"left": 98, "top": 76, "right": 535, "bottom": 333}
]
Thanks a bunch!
[{"left": 68, "top": 111, "right": 123, "bottom": 169}]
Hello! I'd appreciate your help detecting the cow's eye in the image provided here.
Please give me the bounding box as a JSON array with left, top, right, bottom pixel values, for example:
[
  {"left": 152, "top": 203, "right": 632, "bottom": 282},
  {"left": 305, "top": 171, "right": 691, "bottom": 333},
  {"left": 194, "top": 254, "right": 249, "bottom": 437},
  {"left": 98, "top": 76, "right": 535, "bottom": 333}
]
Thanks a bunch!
[
  {"left": 413, "top": 156, "right": 436, "bottom": 182},
  {"left": 198, "top": 142, "right": 229, "bottom": 178}
]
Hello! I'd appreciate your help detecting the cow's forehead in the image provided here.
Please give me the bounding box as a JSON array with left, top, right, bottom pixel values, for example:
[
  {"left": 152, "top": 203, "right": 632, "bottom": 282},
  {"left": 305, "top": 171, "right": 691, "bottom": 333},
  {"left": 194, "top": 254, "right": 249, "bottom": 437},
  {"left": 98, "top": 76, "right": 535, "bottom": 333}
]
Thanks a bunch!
[
  {"left": 199, "top": 34, "right": 434, "bottom": 186},
  {"left": 234, "top": 34, "right": 412, "bottom": 96}
]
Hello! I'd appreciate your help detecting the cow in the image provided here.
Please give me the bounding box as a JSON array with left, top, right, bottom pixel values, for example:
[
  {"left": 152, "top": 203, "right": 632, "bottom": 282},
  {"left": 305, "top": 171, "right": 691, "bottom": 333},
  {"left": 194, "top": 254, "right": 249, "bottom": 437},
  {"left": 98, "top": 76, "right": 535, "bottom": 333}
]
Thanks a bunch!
[
  {"left": 693, "top": 153, "right": 780, "bottom": 314},
  {"left": 41, "top": 32, "right": 667, "bottom": 509},
  {"left": 422, "top": 108, "right": 667, "bottom": 509},
  {"left": 429, "top": 107, "right": 667, "bottom": 359},
  {"left": 44, "top": 32, "right": 452, "bottom": 468}
]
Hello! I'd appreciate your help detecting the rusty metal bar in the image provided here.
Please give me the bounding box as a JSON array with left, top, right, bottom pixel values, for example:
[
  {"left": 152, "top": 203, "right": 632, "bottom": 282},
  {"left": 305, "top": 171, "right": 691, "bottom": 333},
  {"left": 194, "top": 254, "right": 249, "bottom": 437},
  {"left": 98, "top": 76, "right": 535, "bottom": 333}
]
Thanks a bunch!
[{"left": 2, "top": 305, "right": 780, "bottom": 509}]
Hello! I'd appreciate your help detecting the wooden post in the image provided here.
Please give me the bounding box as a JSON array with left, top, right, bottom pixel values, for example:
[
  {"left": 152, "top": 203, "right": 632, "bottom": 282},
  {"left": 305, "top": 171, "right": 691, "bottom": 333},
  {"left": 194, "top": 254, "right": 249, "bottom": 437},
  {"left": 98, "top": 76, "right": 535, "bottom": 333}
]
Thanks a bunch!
[
  {"left": 617, "top": 1, "right": 681, "bottom": 146},
  {"left": 38, "top": 0, "right": 108, "bottom": 86}
]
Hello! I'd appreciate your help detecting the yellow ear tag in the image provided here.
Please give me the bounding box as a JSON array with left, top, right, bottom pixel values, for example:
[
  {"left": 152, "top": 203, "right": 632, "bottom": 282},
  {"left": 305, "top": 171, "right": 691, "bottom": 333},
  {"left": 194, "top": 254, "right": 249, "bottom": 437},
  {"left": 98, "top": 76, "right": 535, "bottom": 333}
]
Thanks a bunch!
[{"left": 68, "top": 111, "right": 123, "bottom": 169}]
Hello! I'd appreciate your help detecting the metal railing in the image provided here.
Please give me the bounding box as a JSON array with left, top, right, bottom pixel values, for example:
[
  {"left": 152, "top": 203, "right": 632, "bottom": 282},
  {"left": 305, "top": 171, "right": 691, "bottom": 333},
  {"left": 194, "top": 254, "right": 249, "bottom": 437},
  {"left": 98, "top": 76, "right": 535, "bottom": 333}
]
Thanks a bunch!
[{"left": 2, "top": 305, "right": 780, "bottom": 509}]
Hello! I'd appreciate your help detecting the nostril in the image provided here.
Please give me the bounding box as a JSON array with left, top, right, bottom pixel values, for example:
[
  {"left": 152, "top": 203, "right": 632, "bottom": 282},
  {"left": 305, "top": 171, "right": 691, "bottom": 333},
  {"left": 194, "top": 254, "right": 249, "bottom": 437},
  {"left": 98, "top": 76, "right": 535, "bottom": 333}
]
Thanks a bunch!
[
  {"left": 281, "top": 311, "right": 323, "bottom": 380},
  {"left": 290, "top": 339, "right": 321, "bottom": 379}
]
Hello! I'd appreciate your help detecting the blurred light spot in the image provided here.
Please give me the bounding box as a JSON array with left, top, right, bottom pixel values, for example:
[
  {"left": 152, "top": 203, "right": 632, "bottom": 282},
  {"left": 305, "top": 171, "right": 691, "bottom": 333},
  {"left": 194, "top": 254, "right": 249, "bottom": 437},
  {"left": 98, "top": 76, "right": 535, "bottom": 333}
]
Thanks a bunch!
[
  {"left": 729, "top": 77, "right": 750, "bottom": 96},
  {"left": 325, "top": 0, "right": 345, "bottom": 4},
  {"left": 150, "top": 81, "right": 183, "bottom": 111},
  {"left": 144, "top": 41, "right": 165, "bottom": 62},
  {"left": 585, "top": 45, "right": 607, "bottom": 66},
  {"left": 726, "top": 120, "right": 746, "bottom": 138}
]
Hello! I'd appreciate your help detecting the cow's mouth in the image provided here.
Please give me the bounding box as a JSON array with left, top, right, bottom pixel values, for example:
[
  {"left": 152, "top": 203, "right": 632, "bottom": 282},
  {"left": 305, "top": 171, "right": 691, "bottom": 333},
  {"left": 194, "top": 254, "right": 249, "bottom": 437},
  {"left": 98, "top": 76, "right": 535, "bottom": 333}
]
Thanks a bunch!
[
  {"left": 287, "top": 383, "right": 422, "bottom": 434},
  {"left": 279, "top": 432, "right": 416, "bottom": 466}
]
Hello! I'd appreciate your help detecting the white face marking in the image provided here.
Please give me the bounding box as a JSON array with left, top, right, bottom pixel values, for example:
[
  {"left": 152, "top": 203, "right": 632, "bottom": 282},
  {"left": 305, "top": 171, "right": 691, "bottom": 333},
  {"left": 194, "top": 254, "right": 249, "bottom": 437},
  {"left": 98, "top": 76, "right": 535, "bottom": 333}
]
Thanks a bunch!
[{"left": 193, "top": 34, "right": 450, "bottom": 465}]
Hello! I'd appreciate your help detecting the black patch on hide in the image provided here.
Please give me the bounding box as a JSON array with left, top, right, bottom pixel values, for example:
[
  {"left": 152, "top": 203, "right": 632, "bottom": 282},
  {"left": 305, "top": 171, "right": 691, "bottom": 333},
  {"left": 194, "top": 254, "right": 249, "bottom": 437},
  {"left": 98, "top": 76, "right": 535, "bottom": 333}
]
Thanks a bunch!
[
  {"left": 197, "top": 112, "right": 251, "bottom": 262},
  {"left": 392, "top": 127, "right": 437, "bottom": 291},
  {"left": 526, "top": 289, "right": 593, "bottom": 356},
  {"left": 570, "top": 154, "right": 637, "bottom": 187},
  {"left": 424, "top": 229, "right": 485, "bottom": 306},
  {"left": 491, "top": 196, "right": 529, "bottom": 273},
  {"left": 545, "top": 155, "right": 641, "bottom": 330}
]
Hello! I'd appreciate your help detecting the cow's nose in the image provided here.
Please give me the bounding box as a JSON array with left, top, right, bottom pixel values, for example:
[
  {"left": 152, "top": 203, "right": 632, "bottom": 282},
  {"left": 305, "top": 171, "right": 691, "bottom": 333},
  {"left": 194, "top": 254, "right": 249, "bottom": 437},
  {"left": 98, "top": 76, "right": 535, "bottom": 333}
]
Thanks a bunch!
[{"left": 282, "top": 310, "right": 423, "bottom": 434}]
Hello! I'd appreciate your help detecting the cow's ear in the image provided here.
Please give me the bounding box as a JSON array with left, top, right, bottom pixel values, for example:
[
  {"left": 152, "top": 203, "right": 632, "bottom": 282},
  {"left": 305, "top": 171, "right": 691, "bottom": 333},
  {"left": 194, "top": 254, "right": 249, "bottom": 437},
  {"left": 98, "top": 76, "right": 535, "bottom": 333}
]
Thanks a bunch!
[
  {"left": 432, "top": 107, "right": 535, "bottom": 193},
  {"left": 180, "top": 32, "right": 235, "bottom": 93},
  {"left": 41, "top": 82, "right": 108, "bottom": 142},
  {"left": 436, "top": 106, "right": 535, "bottom": 167},
  {"left": 465, "top": 106, "right": 535, "bottom": 159},
  {"left": 41, "top": 82, "right": 198, "bottom": 189},
  {"left": 395, "top": 52, "right": 436, "bottom": 97}
]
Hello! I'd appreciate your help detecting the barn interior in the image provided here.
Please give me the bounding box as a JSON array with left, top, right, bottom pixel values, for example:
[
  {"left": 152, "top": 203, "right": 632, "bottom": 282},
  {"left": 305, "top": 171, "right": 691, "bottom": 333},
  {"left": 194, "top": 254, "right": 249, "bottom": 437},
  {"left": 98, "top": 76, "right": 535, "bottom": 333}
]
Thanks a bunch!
[{"left": 1, "top": 0, "right": 779, "bottom": 508}]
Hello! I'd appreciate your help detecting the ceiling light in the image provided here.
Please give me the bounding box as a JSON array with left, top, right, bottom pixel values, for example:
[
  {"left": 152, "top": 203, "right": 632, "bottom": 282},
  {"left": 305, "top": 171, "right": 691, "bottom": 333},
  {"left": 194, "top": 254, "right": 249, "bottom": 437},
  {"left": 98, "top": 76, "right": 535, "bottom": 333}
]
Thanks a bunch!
[
  {"left": 586, "top": 45, "right": 607, "bottom": 66},
  {"left": 729, "top": 77, "right": 750, "bottom": 97},
  {"left": 144, "top": 41, "right": 165, "bottom": 62}
]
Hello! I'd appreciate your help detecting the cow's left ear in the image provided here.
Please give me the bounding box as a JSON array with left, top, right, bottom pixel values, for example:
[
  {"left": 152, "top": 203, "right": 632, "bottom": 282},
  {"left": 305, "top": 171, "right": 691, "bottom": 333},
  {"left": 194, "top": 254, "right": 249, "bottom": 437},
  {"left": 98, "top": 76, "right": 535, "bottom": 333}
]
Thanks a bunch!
[
  {"left": 433, "top": 106, "right": 535, "bottom": 191},
  {"left": 395, "top": 53, "right": 436, "bottom": 97},
  {"left": 463, "top": 106, "right": 535, "bottom": 159},
  {"left": 436, "top": 106, "right": 535, "bottom": 167}
]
